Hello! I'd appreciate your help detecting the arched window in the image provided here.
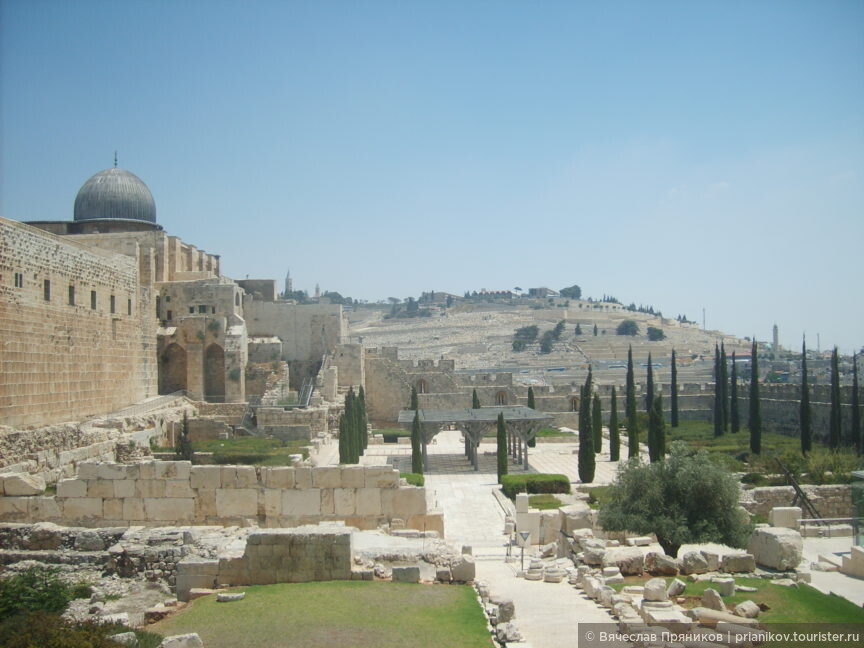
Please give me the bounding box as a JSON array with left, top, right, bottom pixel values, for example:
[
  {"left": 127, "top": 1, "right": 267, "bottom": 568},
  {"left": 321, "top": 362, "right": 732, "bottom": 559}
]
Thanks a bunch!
[
  {"left": 415, "top": 379, "right": 428, "bottom": 394},
  {"left": 569, "top": 396, "right": 579, "bottom": 412},
  {"left": 495, "top": 391, "right": 508, "bottom": 406}
]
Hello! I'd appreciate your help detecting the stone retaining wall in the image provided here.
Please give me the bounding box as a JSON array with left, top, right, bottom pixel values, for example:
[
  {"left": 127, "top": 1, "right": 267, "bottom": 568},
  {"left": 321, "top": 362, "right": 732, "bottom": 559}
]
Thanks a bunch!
[
  {"left": 739, "top": 484, "right": 852, "bottom": 519},
  {"left": 0, "top": 461, "right": 443, "bottom": 534}
]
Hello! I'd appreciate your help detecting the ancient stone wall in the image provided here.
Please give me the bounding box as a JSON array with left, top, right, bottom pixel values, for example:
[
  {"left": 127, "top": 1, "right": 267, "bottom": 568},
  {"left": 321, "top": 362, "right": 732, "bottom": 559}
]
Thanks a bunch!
[
  {"left": 739, "top": 484, "right": 852, "bottom": 519},
  {"left": 247, "top": 338, "right": 282, "bottom": 364},
  {"left": 256, "top": 406, "right": 328, "bottom": 437},
  {"left": 0, "top": 217, "right": 157, "bottom": 428},
  {"left": 244, "top": 300, "right": 345, "bottom": 363},
  {"left": 0, "top": 461, "right": 443, "bottom": 533},
  {"left": 332, "top": 344, "right": 364, "bottom": 388}
]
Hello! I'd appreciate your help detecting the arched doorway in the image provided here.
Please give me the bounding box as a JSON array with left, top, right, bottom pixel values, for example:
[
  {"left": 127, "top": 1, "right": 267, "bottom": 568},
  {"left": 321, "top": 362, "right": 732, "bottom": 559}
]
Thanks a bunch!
[
  {"left": 159, "top": 343, "right": 187, "bottom": 394},
  {"left": 415, "top": 379, "right": 428, "bottom": 394},
  {"left": 495, "top": 391, "right": 508, "bottom": 405},
  {"left": 569, "top": 396, "right": 579, "bottom": 412},
  {"left": 204, "top": 344, "right": 226, "bottom": 402}
]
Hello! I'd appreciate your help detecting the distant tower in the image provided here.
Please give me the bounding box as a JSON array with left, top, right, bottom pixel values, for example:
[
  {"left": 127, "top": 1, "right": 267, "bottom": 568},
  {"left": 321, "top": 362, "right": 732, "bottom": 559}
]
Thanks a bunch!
[
  {"left": 284, "top": 269, "right": 293, "bottom": 295},
  {"left": 772, "top": 323, "right": 779, "bottom": 352},
  {"left": 314, "top": 283, "right": 320, "bottom": 299}
]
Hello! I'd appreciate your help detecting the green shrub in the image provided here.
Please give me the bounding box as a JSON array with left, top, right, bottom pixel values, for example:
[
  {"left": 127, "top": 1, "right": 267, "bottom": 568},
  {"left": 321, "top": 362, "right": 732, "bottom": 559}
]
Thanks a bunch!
[
  {"left": 0, "top": 611, "right": 164, "bottom": 648},
  {"left": 740, "top": 472, "right": 767, "bottom": 486},
  {"left": 400, "top": 472, "right": 425, "bottom": 487},
  {"left": 528, "top": 494, "right": 562, "bottom": 510},
  {"left": 587, "top": 485, "right": 613, "bottom": 509},
  {"left": 501, "top": 474, "right": 571, "bottom": 499},
  {"left": 0, "top": 567, "right": 73, "bottom": 620},
  {"left": 70, "top": 582, "right": 93, "bottom": 600}
]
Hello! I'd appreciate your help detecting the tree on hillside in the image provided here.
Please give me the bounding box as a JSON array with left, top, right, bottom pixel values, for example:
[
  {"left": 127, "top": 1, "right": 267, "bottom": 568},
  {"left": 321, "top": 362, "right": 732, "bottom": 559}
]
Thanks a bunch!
[
  {"left": 560, "top": 284, "right": 582, "bottom": 300},
  {"left": 496, "top": 413, "right": 508, "bottom": 483},
  {"left": 609, "top": 387, "right": 620, "bottom": 461},
  {"left": 578, "top": 373, "right": 596, "bottom": 483},
  {"left": 670, "top": 349, "right": 679, "bottom": 428},
  {"left": 749, "top": 341, "right": 762, "bottom": 454},
  {"left": 598, "top": 442, "right": 753, "bottom": 557},
  {"left": 626, "top": 346, "right": 639, "bottom": 458},
  {"left": 829, "top": 346, "right": 842, "bottom": 450},
  {"left": 593, "top": 323, "right": 598, "bottom": 336},
  {"left": 648, "top": 395, "right": 665, "bottom": 463},
  {"left": 472, "top": 388, "right": 481, "bottom": 409},
  {"left": 411, "top": 411, "right": 423, "bottom": 475},
  {"left": 713, "top": 345, "right": 723, "bottom": 438},
  {"left": 852, "top": 354, "right": 861, "bottom": 456},
  {"left": 647, "top": 326, "right": 666, "bottom": 341},
  {"left": 800, "top": 340, "right": 812, "bottom": 456},
  {"left": 575, "top": 323, "right": 583, "bottom": 336},
  {"left": 539, "top": 330, "right": 554, "bottom": 354},
  {"left": 617, "top": 320, "right": 639, "bottom": 336},
  {"left": 730, "top": 352, "right": 740, "bottom": 434},
  {"left": 720, "top": 343, "right": 729, "bottom": 433},
  {"left": 592, "top": 393, "right": 602, "bottom": 454},
  {"left": 553, "top": 320, "right": 565, "bottom": 340},
  {"left": 646, "top": 353, "right": 655, "bottom": 411}
]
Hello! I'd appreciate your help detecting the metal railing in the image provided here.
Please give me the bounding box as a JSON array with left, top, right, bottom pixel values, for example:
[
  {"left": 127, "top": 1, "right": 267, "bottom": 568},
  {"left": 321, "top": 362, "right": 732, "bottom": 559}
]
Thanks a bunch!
[
  {"left": 298, "top": 377, "right": 315, "bottom": 408},
  {"left": 238, "top": 395, "right": 262, "bottom": 432},
  {"left": 798, "top": 517, "right": 862, "bottom": 539}
]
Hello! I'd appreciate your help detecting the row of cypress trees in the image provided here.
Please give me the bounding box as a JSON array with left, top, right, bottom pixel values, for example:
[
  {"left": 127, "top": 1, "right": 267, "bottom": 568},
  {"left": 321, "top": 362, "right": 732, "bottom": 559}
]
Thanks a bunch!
[
  {"left": 410, "top": 387, "right": 423, "bottom": 474},
  {"left": 338, "top": 386, "right": 368, "bottom": 464},
  {"left": 801, "top": 344, "right": 861, "bottom": 455}
]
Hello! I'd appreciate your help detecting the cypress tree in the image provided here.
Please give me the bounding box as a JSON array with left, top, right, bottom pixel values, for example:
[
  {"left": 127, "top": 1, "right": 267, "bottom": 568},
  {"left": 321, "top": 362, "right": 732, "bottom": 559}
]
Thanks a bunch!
[
  {"left": 720, "top": 343, "right": 729, "bottom": 432},
  {"left": 609, "top": 386, "right": 620, "bottom": 461},
  {"left": 749, "top": 340, "right": 761, "bottom": 454},
  {"left": 526, "top": 386, "right": 536, "bottom": 447},
  {"left": 176, "top": 412, "right": 194, "bottom": 463},
  {"left": 670, "top": 349, "right": 679, "bottom": 428},
  {"left": 829, "top": 346, "right": 842, "bottom": 450},
  {"left": 626, "top": 346, "right": 639, "bottom": 458},
  {"left": 852, "top": 354, "right": 861, "bottom": 456},
  {"left": 730, "top": 352, "right": 740, "bottom": 433},
  {"left": 358, "top": 385, "right": 368, "bottom": 452},
  {"left": 648, "top": 394, "right": 666, "bottom": 462},
  {"left": 576, "top": 323, "right": 582, "bottom": 336},
  {"left": 592, "top": 393, "right": 602, "bottom": 454},
  {"left": 655, "top": 394, "right": 666, "bottom": 459},
  {"left": 411, "top": 411, "right": 423, "bottom": 474},
  {"left": 713, "top": 344, "right": 723, "bottom": 437},
  {"left": 411, "top": 386, "right": 419, "bottom": 411},
  {"left": 352, "top": 387, "right": 364, "bottom": 458},
  {"left": 646, "top": 353, "right": 655, "bottom": 412},
  {"left": 593, "top": 323, "right": 598, "bottom": 336},
  {"left": 472, "top": 388, "right": 481, "bottom": 409},
  {"left": 338, "top": 413, "right": 349, "bottom": 464},
  {"left": 578, "top": 375, "right": 595, "bottom": 482},
  {"left": 346, "top": 389, "right": 358, "bottom": 463},
  {"left": 800, "top": 339, "right": 812, "bottom": 456},
  {"left": 496, "top": 412, "right": 508, "bottom": 483}
]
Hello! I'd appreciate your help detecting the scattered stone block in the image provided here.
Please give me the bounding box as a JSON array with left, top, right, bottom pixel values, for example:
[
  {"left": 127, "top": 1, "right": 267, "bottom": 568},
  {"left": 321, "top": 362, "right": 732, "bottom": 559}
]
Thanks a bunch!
[
  {"left": 392, "top": 566, "right": 420, "bottom": 583},
  {"left": 602, "top": 546, "right": 644, "bottom": 575},
  {"left": 515, "top": 493, "right": 530, "bottom": 513},
  {"left": 108, "top": 632, "right": 138, "bottom": 647},
  {"left": 159, "top": 634, "right": 204, "bottom": 648},
  {"left": 544, "top": 568, "right": 566, "bottom": 583},
  {"left": 188, "top": 588, "right": 217, "bottom": 600},
  {"left": 559, "top": 502, "right": 593, "bottom": 533},
  {"left": 625, "top": 535, "right": 653, "bottom": 546},
  {"left": 734, "top": 600, "right": 760, "bottom": 619},
  {"left": 643, "top": 577, "right": 668, "bottom": 602},
  {"left": 436, "top": 568, "right": 452, "bottom": 583},
  {"left": 712, "top": 577, "right": 735, "bottom": 597},
  {"left": 700, "top": 550, "right": 720, "bottom": 573},
  {"left": 747, "top": 527, "right": 802, "bottom": 571},
  {"left": 639, "top": 605, "right": 693, "bottom": 632},
  {"left": 680, "top": 551, "right": 709, "bottom": 575},
  {"left": 690, "top": 607, "right": 759, "bottom": 628},
  {"left": 3, "top": 473, "right": 46, "bottom": 496},
  {"left": 450, "top": 555, "right": 475, "bottom": 582},
  {"left": 524, "top": 568, "right": 543, "bottom": 581},
  {"left": 701, "top": 588, "right": 726, "bottom": 612},
  {"left": 216, "top": 592, "right": 246, "bottom": 602},
  {"left": 666, "top": 578, "right": 686, "bottom": 597},
  {"left": 768, "top": 506, "right": 801, "bottom": 529},
  {"left": 490, "top": 595, "right": 514, "bottom": 623},
  {"left": 645, "top": 551, "right": 679, "bottom": 576},
  {"left": 721, "top": 552, "right": 756, "bottom": 574},
  {"left": 145, "top": 606, "right": 170, "bottom": 622}
]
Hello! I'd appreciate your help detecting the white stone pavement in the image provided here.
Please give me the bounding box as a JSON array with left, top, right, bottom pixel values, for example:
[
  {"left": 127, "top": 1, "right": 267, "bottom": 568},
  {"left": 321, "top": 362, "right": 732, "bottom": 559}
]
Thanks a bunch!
[{"left": 350, "top": 430, "right": 626, "bottom": 648}]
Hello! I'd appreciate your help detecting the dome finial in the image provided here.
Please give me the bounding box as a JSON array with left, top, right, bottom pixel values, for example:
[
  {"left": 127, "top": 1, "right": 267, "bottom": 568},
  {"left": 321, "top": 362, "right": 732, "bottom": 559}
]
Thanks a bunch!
[{"left": 114, "top": 151, "right": 118, "bottom": 168}]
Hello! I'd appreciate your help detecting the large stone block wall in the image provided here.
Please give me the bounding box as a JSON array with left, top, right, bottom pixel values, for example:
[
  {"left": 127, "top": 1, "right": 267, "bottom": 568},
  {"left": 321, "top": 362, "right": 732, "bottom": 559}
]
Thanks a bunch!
[
  {"left": 739, "top": 484, "right": 852, "bottom": 519},
  {"left": 0, "top": 217, "right": 157, "bottom": 428},
  {"left": 332, "top": 344, "right": 364, "bottom": 388},
  {"left": 244, "top": 300, "right": 345, "bottom": 363},
  {"left": 256, "top": 406, "right": 329, "bottom": 436},
  {"left": 0, "top": 461, "right": 442, "bottom": 533}
]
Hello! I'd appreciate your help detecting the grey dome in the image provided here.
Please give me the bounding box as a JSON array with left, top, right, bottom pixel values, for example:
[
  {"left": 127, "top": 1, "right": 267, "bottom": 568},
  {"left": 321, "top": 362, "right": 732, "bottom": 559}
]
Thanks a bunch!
[{"left": 73, "top": 167, "right": 156, "bottom": 223}]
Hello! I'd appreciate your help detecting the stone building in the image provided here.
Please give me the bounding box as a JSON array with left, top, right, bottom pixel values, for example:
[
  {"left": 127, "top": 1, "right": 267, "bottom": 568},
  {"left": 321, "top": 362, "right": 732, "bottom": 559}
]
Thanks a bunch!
[{"left": 1, "top": 164, "right": 346, "bottom": 428}]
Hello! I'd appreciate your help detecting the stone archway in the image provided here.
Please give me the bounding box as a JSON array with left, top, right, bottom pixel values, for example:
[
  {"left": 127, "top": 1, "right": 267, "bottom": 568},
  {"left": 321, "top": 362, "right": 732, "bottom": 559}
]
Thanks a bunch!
[
  {"left": 159, "top": 343, "right": 187, "bottom": 394},
  {"left": 495, "top": 391, "right": 508, "bottom": 405},
  {"left": 415, "top": 379, "right": 428, "bottom": 394},
  {"left": 569, "top": 396, "right": 579, "bottom": 412},
  {"left": 204, "top": 344, "right": 226, "bottom": 403}
]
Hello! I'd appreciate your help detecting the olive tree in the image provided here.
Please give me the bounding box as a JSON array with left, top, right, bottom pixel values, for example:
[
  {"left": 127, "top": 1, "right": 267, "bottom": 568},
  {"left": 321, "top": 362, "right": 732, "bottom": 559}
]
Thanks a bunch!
[{"left": 598, "top": 442, "right": 752, "bottom": 557}]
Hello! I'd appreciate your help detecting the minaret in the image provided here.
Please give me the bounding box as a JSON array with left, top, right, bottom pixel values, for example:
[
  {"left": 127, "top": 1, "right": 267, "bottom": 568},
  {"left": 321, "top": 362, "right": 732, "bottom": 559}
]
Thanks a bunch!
[
  {"left": 284, "top": 269, "right": 293, "bottom": 295},
  {"left": 773, "top": 323, "right": 779, "bottom": 352},
  {"left": 314, "top": 283, "right": 320, "bottom": 299}
]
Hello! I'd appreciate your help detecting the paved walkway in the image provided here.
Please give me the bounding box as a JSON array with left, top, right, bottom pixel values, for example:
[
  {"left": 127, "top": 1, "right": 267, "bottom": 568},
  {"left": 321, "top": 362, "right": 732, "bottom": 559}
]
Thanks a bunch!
[
  {"left": 355, "top": 429, "right": 622, "bottom": 648},
  {"left": 801, "top": 536, "right": 864, "bottom": 607}
]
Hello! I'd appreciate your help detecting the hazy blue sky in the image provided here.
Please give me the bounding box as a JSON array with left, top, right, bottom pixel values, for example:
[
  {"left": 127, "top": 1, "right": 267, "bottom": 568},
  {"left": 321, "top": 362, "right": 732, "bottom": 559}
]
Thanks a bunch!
[{"left": 2, "top": 1, "right": 862, "bottom": 352}]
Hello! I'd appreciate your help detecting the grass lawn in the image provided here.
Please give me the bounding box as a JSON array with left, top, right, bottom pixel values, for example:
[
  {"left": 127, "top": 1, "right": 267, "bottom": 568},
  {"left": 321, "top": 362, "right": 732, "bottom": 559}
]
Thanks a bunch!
[
  {"left": 609, "top": 575, "right": 864, "bottom": 624},
  {"left": 155, "top": 437, "right": 309, "bottom": 465},
  {"left": 151, "top": 582, "right": 493, "bottom": 648},
  {"left": 529, "top": 494, "right": 563, "bottom": 510}
]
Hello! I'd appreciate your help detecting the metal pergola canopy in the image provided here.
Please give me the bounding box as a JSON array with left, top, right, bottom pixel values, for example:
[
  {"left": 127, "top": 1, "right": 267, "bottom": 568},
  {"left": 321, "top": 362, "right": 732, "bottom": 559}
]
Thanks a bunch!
[{"left": 397, "top": 406, "right": 553, "bottom": 425}]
